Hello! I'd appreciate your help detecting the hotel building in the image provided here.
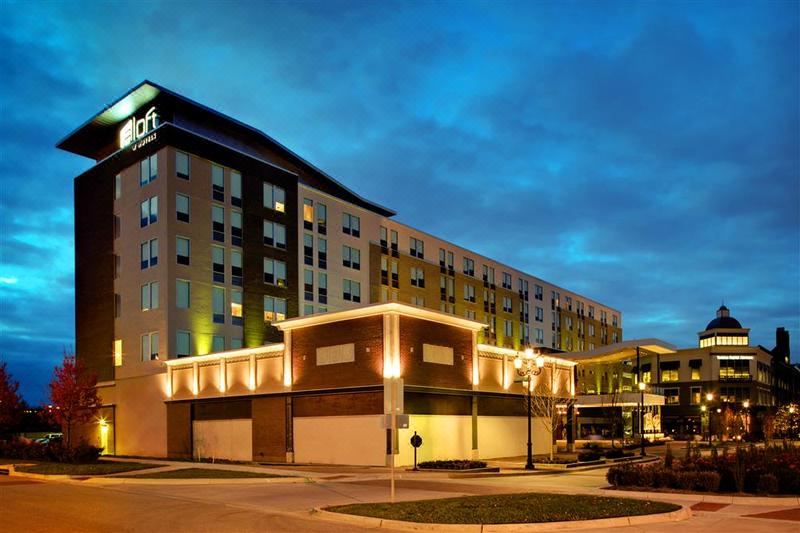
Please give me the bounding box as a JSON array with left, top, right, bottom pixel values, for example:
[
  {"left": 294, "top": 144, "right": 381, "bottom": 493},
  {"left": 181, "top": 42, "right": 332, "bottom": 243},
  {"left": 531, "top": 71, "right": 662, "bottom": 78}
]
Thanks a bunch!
[{"left": 58, "top": 81, "right": 619, "bottom": 462}]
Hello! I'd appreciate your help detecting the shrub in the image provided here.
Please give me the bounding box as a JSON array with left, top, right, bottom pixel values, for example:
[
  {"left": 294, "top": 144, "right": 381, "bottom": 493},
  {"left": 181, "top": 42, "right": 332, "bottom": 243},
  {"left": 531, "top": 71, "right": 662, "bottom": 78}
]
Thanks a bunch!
[
  {"left": 652, "top": 467, "right": 678, "bottom": 489},
  {"left": 0, "top": 438, "right": 101, "bottom": 464},
  {"left": 577, "top": 451, "right": 601, "bottom": 462},
  {"left": 696, "top": 471, "right": 721, "bottom": 492},
  {"left": 676, "top": 471, "right": 696, "bottom": 491},
  {"left": 416, "top": 460, "right": 487, "bottom": 470},
  {"left": 757, "top": 474, "right": 779, "bottom": 495},
  {"left": 605, "top": 448, "right": 625, "bottom": 459}
]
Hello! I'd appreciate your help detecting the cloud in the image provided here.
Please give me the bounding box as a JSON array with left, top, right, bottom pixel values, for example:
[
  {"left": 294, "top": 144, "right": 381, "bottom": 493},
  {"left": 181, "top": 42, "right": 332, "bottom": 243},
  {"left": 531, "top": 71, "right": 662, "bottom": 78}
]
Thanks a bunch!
[{"left": 0, "top": 0, "right": 797, "bottom": 403}]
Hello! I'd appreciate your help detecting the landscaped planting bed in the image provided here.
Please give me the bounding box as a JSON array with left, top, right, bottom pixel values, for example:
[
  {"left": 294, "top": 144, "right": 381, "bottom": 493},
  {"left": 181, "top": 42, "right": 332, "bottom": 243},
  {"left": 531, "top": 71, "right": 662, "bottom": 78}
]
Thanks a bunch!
[
  {"left": 327, "top": 493, "right": 680, "bottom": 524},
  {"left": 14, "top": 461, "right": 160, "bottom": 475},
  {"left": 416, "top": 459, "right": 487, "bottom": 470},
  {"left": 607, "top": 442, "right": 800, "bottom": 495},
  {"left": 120, "top": 468, "right": 291, "bottom": 479}
]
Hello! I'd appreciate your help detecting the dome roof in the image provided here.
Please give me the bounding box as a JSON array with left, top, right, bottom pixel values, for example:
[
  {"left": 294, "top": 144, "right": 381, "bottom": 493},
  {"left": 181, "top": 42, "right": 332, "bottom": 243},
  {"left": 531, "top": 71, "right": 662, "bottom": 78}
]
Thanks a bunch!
[{"left": 705, "top": 305, "right": 742, "bottom": 330}]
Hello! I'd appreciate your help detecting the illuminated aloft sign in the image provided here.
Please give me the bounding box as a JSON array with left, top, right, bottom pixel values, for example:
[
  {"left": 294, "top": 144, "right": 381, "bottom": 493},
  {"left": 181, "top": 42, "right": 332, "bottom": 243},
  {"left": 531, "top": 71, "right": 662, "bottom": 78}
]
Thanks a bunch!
[{"left": 119, "top": 106, "right": 158, "bottom": 149}]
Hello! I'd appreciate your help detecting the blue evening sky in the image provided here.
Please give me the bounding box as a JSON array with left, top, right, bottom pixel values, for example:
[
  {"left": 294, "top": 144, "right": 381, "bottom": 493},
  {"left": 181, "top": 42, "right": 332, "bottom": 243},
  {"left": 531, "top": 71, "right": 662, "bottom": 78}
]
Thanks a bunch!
[{"left": 1, "top": 0, "right": 798, "bottom": 404}]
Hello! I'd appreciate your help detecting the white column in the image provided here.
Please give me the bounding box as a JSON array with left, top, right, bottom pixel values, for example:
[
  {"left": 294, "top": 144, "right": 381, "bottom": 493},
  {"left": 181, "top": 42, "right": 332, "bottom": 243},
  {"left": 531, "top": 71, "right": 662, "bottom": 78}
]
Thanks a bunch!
[
  {"left": 472, "top": 330, "right": 479, "bottom": 386},
  {"left": 192, "top": 362, "right": 199, "bottom": 395},
  {"left": 249, "top": 353, "right": 256, "bottom": 391},
  {"left": 283, "top": 331, "right": 292, "bottom": 387},
  {"left": 219, "top": 358, "right": 226, "bottom": 393}
]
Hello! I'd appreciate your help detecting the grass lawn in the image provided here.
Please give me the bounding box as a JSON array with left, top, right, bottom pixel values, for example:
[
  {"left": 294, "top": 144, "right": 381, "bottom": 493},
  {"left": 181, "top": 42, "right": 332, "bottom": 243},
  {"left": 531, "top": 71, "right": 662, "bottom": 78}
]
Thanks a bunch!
[
  {"left": 121, "top": 468, "right": 290, "bottom": 479},
  {"left": 14, "top": 461, "right": 160, "bottom": 476},
  {"left": 326, "top": 493, "right": 680, "bottom": 524}
]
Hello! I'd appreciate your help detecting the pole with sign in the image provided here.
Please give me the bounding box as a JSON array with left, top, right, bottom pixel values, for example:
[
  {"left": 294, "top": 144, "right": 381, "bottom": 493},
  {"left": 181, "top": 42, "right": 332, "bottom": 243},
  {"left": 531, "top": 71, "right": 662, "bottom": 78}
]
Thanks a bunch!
[{"left": 410, "top": 432, "right": 422, "bottom": 471}]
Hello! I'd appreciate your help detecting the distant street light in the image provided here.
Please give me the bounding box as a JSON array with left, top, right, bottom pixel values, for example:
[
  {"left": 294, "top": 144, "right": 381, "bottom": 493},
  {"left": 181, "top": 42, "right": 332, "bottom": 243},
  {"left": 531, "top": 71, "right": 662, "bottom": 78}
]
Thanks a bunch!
[{"left": 638, "top": 381, "right": 646, "bottom": 456}]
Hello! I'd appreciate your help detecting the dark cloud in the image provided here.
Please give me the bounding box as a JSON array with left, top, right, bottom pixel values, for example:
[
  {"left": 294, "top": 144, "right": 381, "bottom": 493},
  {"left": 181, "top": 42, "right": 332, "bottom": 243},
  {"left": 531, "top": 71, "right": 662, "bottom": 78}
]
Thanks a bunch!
[{"left": 1, "top": 0, "right": 797, "bottom": 403}]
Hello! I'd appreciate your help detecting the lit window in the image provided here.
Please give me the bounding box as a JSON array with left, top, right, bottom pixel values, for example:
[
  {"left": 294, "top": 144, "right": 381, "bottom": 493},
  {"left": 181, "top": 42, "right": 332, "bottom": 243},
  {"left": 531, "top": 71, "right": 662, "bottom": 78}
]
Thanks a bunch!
[
  {"left": 176, "top": 193, "right": 190, "bottom": 223},
  {"left": 264, "top": 258, "right": 287, "bottom": 287},
  {"left": 176, "top": 331, "right": 191, "bottom": 358},
  {"left": 140, "top": 153, "right": 157, "bottom": 186},
  {"left": 231, "top": 290, "right": 243, "bottom": 326},
  {"left": 665, "top": 389, "right": 680, "bottom": 405},
  {"left": 113, "top": 340, "right": 122, "bottom": 366},
  {"left": 212, "top": 164, "right": 224, "bottom": 201},
  {"left": 231, "top": 170, "right": 242, "bottom": 207},
  {"left": 212, "top": 287, "right": 225, "bottom": 324},
  {"left": 176, "top": 237, "right": 190, "bottom": 265},
  {"left": 303, "top": 198, "right": 314, "bottom": 230},
  {"left": 264, "top": 182, "right": 285, "bottom": 212},
  {"left": 176, "top": 151, "right": 189, "bottom": 179},
  {"left": 176, "top": 280, "right": 190, "bottom": 309},
  {"left": 264, "top": 296, "right": 287, "bottom": 322}
]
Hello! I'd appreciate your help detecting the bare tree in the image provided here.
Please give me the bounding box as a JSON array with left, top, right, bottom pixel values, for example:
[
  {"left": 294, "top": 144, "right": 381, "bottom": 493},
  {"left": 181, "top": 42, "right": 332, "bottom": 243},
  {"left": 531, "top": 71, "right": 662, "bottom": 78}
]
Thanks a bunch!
[
  {"left": 603, "top": 363, "right": 623, "bottom": 449},
  {"left": 529, "top": 363, "right": 575, "bottom": 461}
]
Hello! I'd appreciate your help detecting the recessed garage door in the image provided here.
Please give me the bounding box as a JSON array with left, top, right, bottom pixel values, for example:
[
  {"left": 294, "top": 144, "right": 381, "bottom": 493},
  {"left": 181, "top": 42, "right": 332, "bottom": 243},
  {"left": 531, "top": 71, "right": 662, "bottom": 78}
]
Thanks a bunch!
[{"left": 192, "top": 419, "right": 252, "bottom": 462}]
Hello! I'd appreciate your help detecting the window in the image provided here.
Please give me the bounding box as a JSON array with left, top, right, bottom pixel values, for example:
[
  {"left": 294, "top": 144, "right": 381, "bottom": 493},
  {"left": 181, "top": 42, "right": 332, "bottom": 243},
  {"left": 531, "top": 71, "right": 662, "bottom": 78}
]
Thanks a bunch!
[
  {"left": 264, "top": 296, "right": 287, "bottom": 323},
  {"left": 640, "top": 364, "right": 652, "bottom": 383},
  {"left": 410, "top": 267, "right": 425, "bottom": 288},
  {"left": 176, "top": 331, "right": 191, "bottom": 358},
  {"left": 390, "top": 229, "right": 398, "bottom": 252},
  {"left": 502, "top": 272, "right": 512, "bottom": 290},
  {"left": 176, "top": 151, "right": 189, "bottom": 179},
  {"left": 231, "top": 250, "right": 243, "bottom": 287},
  {"left": 264, "top": 220, "right": 287, "bottom": 249},
  {"left": 504, "top": 319, "right": 513, "bottom": 337},
  {"left": 212, "top": 205, "right": 225, "bottom": 242},
  {"left": 719, "top": 358, "right": 750, "bottom": 380},
  {"left": 520, "top": 323, "right": 530, "bottom": 344},
  {"left": 343, "top": 279, "right": 361, "bottom": 302},
  {"left": 661, "top": 368, "right": 679, "bottom": 382},
  {"left": 176, "top": 193, "right": 190, "bottom": 223},
  {"left": 303, "top": 199, "right": 314, "bottom": 230},
  {"left": 231, "top": 210, "right": 243, "bottom": 247},
  {"left": 612, "top": 315, "right": 619, "bottom": 327},
  {"left": 482, "top": 265, "right": 495, "bottom": 284},
  {"left": 264, "top": 182, "right": 285, "bottom": 212},
  {"left": 213, "top": 287, "right": 225, "bottom": 324},
  {"left": 343, "top": 245, "right": 360, "bottom": 269},
  {"left": 664, "top": 388, "right": 680, "bottom": 405},
  {"left": 410, "top": 237, "right": 424, "bottom": 259},
  {"left": 114, "top": 174, "right": 121, "bottom": 200},
  {"left": 301, "top": 233, "right": 313, "bottom": 265},
  {"left": 502, "top": 297, "right": 512, "bottom": 313},
  {"left": 465, "top": 309, "right": 476, "bottom": 320},
  {"left": 140, "top": 281, "right": 159, "bottom": 311},
  {"left": 231, "top": 338, "right": 243, "bottom": 350},
  {"left": 140, "top": 196, "right": 158, "bottom": 227},
  {"left": 140, "top": 153, "right": 157, "bottom": 186},
  {"left": 263, "top": 258, "right": 287, "bottom": 287},
  {"left": 463, "top": 257, "right": 475, "bottom": 276},
  {"left": 176, "top": 280, "right": 190, "bottom": 309},
  {"left": 535, "top": 306, "right": 544, "bottom": 322},
  {"left": 318, "top": 272, "right": 328, "bottom": 304},
  {"left": 535, "top": 328, "right": 544, "bottom": 344},
  {"left": 212, "top": 246, "right": 225, "bottom": 283},
  {"left": 535, "top": 284, "right": 543, "bottom": 300},
  {"left": 304, "top": 304, "right": 314, "bottom": 315},
  {"left": 690, "top": 359, "right": 702, "bottom": 380},
  {"left": 342, "top": 213, "right": 360, "bottom": 237},
  {"left": 411, "top": 295, "right": 425, "bottom": 307},
  {"left": 318, "top": 237, "right": 327, "bottom": 269},
  {"left": 304, "top": 269, "right": 314, "bottom": 301},
  {"left": 463, "top": 284, "right": 476, "bottom": 302},
  {"left": 589, "top": 324, "right": 595, "bottom": 336},
  {"left": 212, "top": 335, "right": 225, "bottom": 353},
  {"left": 231, "top": 170, "right": 242, "bottom": 207},
  {"left": 140, "top": 332, "right": 159, "bottom": 361},
  {"left": 391, "top": 260, "right": 399, "bottom": 288},
  {"left": 176, "top": 237, "right": 190, "bottom": 265},
  {"left": 231, "top": 289, "right": 243, "bottom": 326},
  {"left": 212, "top": 164, "right": 224, "bottom": 201},
  {"left": 316, "top": 203, "right": 327, "bottom": 234},
  {"left": 690, "top": 387, "right": 701, "bottom": 405},
  {"left": 140, "top": 238, "right": 158, "bottom": 269}
]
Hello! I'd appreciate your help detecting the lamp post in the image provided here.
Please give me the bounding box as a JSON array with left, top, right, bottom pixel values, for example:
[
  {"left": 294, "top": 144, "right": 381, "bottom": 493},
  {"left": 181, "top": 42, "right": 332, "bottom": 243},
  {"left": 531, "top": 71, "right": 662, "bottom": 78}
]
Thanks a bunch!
[
  {"left": 705, "top": 392, "right": 714, "bottom": 442},
  {"left": 515, "top": 348, "right": 545, "bottom": 470},
  {"left": 701, "top": 404, "right": 708, "bottom": 443},
  {"left": 638, "top": 381, "right": 646, "bottom": 456},
  {"left": 742, "top": 400, "right": 750, "bottom": 436}
]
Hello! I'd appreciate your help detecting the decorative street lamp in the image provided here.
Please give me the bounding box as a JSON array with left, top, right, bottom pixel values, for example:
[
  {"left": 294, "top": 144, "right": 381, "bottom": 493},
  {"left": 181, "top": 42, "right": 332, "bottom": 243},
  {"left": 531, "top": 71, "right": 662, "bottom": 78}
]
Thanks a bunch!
[
  {"left": 701, "top": 404, "right": 708, "bottom": 443},
  {"left": 742, "top": 400, "right": 750, "bottom": 435},
  {"left": 515, "top": 347, "right": 545, "bottom": 470},
  {"left": 638, "top": 381, "right": 646, "bottom": 456}
]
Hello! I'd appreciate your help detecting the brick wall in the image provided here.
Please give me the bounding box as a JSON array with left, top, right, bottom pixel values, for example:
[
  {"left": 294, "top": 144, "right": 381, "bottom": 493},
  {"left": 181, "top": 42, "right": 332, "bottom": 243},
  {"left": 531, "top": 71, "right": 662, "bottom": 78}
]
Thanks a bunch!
[{"left": 399, "top": 316, "right": 473, "bottom": 389}]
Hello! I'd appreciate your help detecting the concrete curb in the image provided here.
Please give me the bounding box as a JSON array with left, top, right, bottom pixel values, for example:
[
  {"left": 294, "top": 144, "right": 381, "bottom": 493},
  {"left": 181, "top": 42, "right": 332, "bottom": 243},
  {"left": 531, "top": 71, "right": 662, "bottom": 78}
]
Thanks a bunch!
[
  {"left": 607, "top": 488, "right": 800, "bottom": 507},
  {"left": 6, "top": 465, "right": 310, "bottom": 485},
  {"left": 312, "top": 505, "right": 691, "bottom": 532}
]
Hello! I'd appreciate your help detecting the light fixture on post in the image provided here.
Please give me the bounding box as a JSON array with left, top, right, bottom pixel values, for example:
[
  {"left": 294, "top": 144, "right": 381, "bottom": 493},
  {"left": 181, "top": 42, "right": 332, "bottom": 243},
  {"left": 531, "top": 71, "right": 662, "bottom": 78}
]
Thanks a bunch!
[
  {"left": 514, "top": 347, "right": 545, "bottom": 470},
  {"left": 742, "top": 400, "right": 750, "bottom": 435},
  {"left": 638, "top": 381, "right": 646, "bottom": 456}
]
